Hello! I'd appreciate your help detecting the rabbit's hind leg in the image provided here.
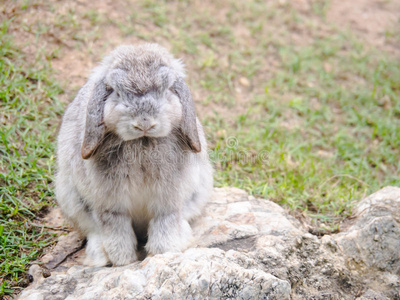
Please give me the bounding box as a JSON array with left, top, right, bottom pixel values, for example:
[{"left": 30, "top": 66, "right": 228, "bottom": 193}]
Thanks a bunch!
[
  {"left": 56, "top": 181, "right": 109, "bottom": 266},
  {"left": 183, "top": 186, "right": 211, "bottom": 222}
]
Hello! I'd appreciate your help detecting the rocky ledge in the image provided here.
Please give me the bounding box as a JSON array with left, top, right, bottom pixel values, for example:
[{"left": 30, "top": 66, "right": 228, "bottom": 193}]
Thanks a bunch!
[{"left": 19, "top": 187, "right": 400, "bottom": 299}]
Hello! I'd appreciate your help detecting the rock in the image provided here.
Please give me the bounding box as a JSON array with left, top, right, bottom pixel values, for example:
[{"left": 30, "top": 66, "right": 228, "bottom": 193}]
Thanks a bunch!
[
  {"left": 18, "top": 187, "right": 400, "bottom": 299},
  {"left": 335, "top": 186, "right": 400, "bottom": 274},
  {"left": 28, "top": 265, "right": 45, "bottom": 283},
  {"left": 40, "top": 231, "right": 85, "bottom": 270}
]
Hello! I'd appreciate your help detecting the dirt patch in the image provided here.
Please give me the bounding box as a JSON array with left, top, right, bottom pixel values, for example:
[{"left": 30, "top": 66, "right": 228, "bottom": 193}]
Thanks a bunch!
[{"left": 327, "top": 0, "right": 400, "bottom": 56}]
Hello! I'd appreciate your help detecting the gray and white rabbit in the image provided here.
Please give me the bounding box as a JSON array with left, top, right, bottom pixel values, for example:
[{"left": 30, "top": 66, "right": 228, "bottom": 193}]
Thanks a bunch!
[{"left": 55, "top": 44, "right": 213, "bottom": 267}]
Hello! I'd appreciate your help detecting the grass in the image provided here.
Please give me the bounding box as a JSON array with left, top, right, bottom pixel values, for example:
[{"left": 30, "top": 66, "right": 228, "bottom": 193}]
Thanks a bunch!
[
  {"left": 0, "top": 19, "right": 63, "bottom": 296},
  {"left": 208, "top": 32, "right": 400, "bottom": 228},
  {"left": 1, "top": 0, "right": 400, "bottom": 297}
]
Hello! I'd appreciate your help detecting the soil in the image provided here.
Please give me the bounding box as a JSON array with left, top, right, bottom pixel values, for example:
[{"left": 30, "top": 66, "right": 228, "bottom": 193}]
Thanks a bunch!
[{"left": 328, "top": 0, "right": 400, "bottom": 56}]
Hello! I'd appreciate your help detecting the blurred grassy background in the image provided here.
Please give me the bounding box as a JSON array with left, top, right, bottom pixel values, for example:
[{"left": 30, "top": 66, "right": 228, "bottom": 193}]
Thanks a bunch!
[{"left": 1, "top": 0, "right": 399, "bottom": 296}]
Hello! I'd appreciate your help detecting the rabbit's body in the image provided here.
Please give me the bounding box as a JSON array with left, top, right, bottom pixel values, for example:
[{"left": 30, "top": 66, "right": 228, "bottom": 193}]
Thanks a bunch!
[{"left": 56, "top": 44, "right": 213, "bottom": 266}]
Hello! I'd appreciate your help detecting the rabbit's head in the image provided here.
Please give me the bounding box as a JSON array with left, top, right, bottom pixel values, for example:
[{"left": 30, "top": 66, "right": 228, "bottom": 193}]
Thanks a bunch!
[{"left": 81, "top": 44, "right": 201, "bottom": 159}]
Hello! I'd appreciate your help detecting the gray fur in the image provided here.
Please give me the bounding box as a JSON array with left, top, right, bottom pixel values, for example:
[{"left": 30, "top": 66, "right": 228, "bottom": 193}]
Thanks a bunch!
[
  {"left": 171, "top": 77, "right": 201, "bottom": 152},
  {"left": 56, "top": 44, "right": 213, "bottom": 266},
  {"left": 81, "top": 79, "right": 112, "bottom": 159}
]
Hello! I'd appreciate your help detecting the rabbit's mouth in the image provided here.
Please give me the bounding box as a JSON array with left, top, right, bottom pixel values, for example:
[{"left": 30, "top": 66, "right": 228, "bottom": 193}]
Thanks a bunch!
[{"left": 140, "top": 136, "right": 151, "bottom": 146}]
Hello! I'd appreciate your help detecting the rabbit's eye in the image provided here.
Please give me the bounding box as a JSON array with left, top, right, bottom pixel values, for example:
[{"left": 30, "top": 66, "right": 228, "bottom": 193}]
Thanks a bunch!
[
  {"left": 168, "top": 88, "right": 177, "bottom": 98},
  {"left": 105, "top": 84, "right": 113, "bottom": 92}
]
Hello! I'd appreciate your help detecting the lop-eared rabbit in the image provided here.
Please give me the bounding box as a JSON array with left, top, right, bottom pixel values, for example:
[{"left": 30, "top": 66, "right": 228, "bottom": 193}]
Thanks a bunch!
[{"left": 56, "top": 44, "right": 213, "bottom": 266}]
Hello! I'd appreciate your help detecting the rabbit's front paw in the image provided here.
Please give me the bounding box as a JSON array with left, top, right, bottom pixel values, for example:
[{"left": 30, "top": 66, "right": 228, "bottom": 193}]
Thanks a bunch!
[
  {"left": 102, "top": 231, "right": 138, "bottom": 266},
  {"left": 84, "top": 233, "right": 109, "bottom": 267},
  {"left": 84, "top": 253, "right": 109, "bottom": 267},
  {"left": 145, "top": 216, "right": 192, "bottom": 256},
  {"left": 108, "top": 249, "right": 138, "bottom": 266}
]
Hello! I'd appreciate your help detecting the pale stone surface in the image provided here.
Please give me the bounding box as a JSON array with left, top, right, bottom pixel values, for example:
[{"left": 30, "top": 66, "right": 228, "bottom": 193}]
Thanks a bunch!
[{"left": 19, "top": 187, "right": 400, "bottom": 299}]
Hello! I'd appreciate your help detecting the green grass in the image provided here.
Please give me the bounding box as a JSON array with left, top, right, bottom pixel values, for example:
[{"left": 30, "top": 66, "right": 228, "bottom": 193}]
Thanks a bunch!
[
  {"left": 0, "top": 20, "right": 63, "bottom": 296},
  {"left": 1, "top": 0, "right": 400, "bottom": 297},
  {"left": 207, "top": 32, "right": 400, "bottom": 228}
]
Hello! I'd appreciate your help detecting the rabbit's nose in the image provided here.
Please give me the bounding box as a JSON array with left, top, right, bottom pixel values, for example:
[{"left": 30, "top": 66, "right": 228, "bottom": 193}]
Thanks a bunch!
[{"left": 132, "top": 121, "right": 156, "bottom": 133}]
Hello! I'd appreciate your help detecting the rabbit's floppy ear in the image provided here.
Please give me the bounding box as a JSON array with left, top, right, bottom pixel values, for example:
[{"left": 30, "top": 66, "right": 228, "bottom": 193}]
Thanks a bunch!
[
  {"left": 81, "top": 79, "right": 113, "bottom": 159},
  {"left": 171, "top": 77, "right": 201, "bottom": 153}
]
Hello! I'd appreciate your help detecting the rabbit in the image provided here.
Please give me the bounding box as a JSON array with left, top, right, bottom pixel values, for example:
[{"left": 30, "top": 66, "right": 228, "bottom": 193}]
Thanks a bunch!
[{"left": 55, "top": 44, "right": 213, "bottom": 267}]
